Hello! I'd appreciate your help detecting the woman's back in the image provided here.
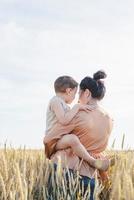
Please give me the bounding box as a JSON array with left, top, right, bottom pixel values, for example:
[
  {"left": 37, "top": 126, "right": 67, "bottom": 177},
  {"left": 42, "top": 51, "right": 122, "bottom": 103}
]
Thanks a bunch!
[{"left": 72, "top": 107, "right": 113, "bottom": 153}]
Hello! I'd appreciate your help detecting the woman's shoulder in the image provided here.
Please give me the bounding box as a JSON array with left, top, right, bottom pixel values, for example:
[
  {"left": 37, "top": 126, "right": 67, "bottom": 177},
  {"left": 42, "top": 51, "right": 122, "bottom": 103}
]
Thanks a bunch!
[
  {"left": 98, "top": 106, "right": 114, "bottom": 121},
  {"left": 73, "top": 110, "right": 93, "bottom": 123}
]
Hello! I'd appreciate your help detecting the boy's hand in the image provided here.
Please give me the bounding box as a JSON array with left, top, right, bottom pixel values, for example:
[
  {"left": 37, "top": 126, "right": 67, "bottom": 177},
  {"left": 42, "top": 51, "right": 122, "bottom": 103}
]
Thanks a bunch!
[
  {"left": 86, "top": 105, "right": 97, "bottom": 111},
  {"left": 79, "top": 105, "right": 96, "bottom": 112}
]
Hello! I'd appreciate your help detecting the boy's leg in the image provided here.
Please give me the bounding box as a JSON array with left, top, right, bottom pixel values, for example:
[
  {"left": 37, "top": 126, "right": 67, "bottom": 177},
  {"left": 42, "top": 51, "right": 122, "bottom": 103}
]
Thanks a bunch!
[
  {"left": 56, "top": 134, "right": 95, "bottom": 164},
  {"left": 56, "top": 134, "right": 74, "bottom": 150},
  {"left": 56, "top": 134, "right": 109, "bottom": 171}
]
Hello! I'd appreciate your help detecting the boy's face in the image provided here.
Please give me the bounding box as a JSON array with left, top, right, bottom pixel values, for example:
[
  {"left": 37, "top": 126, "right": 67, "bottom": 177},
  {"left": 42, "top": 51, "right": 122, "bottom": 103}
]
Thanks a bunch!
[{"left": 66, "top": 87, "right": 78, "bottom": 104}]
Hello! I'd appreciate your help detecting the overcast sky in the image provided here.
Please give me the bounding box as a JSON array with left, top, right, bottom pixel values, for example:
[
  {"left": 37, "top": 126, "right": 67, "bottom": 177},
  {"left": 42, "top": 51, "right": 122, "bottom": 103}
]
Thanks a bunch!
[{"left": 0, "top": 0, "right": 134, "bottom": 149}]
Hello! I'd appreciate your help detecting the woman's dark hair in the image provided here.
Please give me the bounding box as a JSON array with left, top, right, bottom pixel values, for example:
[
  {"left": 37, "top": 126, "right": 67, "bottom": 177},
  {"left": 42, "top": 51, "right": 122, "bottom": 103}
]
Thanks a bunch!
[{"left": 80, "top": 70, "right": 107, "bottom": 100}]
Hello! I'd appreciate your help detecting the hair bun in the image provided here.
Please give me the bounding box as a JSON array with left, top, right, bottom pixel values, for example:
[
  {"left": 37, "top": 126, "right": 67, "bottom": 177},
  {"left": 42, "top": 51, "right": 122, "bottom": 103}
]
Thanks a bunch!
[{"left": 93, "top": 70, "right": 107, "bottom": 81}]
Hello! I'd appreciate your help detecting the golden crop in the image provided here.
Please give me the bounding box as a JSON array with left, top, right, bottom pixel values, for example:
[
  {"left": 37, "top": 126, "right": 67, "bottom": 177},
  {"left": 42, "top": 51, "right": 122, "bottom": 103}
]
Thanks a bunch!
[{"left": 0, "top": 147, "right": 134, "bottom": 200}]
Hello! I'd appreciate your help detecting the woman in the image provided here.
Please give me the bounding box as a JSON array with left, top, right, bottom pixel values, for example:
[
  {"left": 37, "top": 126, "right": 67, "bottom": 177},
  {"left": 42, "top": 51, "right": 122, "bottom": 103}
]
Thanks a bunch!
[{"left": 44, "top": 70, "right": 113, "bottom": 199}]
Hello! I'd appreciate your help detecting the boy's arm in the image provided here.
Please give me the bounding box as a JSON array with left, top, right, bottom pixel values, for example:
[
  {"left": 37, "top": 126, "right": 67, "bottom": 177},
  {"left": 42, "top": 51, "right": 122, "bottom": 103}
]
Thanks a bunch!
[{"left": 51, "top": 98, "right": 80, "bottom": 125}]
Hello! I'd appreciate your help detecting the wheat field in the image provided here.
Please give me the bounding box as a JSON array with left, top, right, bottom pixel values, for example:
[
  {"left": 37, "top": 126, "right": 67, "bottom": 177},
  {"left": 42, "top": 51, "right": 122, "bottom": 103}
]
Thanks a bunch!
[{"left": 0, "top": 145, "right": 134, "bottom": 200}]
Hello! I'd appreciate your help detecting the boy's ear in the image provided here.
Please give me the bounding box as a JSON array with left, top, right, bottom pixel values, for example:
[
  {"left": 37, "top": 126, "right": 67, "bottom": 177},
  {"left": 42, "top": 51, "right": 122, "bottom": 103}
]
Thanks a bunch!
[{"left": 66, "top": 88, "right": 72, "bottom": 94}]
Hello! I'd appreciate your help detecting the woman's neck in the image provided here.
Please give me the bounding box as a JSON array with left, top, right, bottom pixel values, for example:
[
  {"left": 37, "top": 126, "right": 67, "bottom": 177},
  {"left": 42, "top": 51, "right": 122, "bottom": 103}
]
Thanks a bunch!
[{"left": 88, "top": 98, "right": 99, "bottom": 107}]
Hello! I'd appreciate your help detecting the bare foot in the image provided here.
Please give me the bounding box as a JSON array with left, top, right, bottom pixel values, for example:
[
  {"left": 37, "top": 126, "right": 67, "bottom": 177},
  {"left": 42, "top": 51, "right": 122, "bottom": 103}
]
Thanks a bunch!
[
  {"left": 91, "top": 159, "right": 110, "bottom": 171},
  {"left": 109, "top": 156, "right": 117, "bottom": 166},
  {"left": 106, "top": 154, "right": 118, "bottom": 166}
]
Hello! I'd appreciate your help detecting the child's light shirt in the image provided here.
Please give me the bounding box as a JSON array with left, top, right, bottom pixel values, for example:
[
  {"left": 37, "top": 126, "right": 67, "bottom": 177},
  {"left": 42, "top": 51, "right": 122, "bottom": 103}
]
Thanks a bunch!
[{"left": 45, "top": 96, "right": 70, "bottom": 135}]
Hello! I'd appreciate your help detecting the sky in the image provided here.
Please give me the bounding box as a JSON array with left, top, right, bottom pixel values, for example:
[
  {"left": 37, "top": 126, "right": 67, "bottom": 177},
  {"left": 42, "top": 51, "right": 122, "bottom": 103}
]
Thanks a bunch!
[{"left": 0, "top": 0, "right": 134, "bottom": 149}]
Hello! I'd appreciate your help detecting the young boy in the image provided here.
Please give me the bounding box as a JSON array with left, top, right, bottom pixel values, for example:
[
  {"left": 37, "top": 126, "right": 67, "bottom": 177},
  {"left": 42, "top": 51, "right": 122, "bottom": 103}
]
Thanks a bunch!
[{"left": 45, "top": 76, "right": 109, "bottom": 171}]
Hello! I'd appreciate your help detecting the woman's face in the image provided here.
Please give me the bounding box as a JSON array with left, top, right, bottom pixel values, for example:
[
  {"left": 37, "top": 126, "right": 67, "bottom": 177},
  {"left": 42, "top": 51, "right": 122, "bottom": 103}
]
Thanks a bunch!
[{"left": 78, "top": 89, "right": 91, "bottom": 104}]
